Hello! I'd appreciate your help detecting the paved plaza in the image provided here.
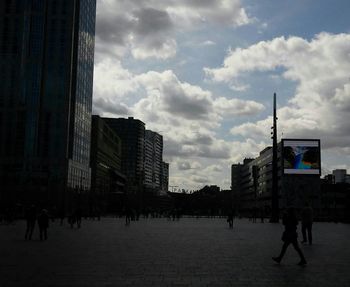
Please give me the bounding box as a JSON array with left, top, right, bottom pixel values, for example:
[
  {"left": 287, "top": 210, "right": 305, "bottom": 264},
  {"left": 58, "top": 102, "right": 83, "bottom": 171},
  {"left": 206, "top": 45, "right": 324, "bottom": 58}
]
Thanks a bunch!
[{"left": 1, "top": 217, "right": 349, "bottom": 287}]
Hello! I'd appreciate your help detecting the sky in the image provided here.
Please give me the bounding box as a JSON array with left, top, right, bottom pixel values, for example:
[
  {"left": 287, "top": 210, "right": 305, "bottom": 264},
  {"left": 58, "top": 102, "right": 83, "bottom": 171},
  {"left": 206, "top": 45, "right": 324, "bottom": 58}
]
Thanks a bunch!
[{"left": 92, "top": 0, "right": 350, "bottom": 191}]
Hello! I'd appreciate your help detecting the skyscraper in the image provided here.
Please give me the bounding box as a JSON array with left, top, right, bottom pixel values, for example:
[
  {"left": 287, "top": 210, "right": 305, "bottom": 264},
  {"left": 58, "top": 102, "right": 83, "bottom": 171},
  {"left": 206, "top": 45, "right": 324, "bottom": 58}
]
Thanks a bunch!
[
  {"left": 0, "top": 0, "right": 96, "bottom": 209},
  {"left": 102, "top": 117, "right": 145, "bottom": 198},
  {"left": 90, "top": 115, "right": 126, "bottom": 213},
  {"left": 144, "top": 130, "right": 163, "bottom": 194}
]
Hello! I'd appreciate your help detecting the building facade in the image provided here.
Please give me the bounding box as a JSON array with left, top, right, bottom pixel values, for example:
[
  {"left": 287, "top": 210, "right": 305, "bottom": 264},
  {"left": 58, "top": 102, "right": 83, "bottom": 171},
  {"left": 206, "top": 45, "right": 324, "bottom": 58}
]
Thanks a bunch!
[
  {"left": 161, "top": 162, "right": 169, "bottom": 195},
  {"left": 332, "top": 169, "right": 350, "bottom": 184},
  {"left": 0, "top": 0, "right": 96, "bottom": 210},
  {"left": 102, "top": 117, "right": 145, "bottom": 209},
  {"left": 144, "top": 130, "right": 163, "bottom": 194},
  {"left": 90, "top": 116, "right": 126, "bottom": 213},
  {"left": 231, "top": 141, "right": 321, "bottom": 217}
]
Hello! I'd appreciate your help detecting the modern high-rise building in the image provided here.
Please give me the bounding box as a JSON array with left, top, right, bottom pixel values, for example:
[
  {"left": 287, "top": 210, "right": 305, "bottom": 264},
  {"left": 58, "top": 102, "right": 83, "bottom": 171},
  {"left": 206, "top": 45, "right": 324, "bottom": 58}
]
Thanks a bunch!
[
  {"left": 0, "top": 0, "right": 96, "bottom": 209},
  {"left": 102, "top": 117, "right": 145, "bottom": 201},
  {"left": 90, "top": 116, "right": 126, "bottom": 213},
  {"left": 144, "top": 130, "right": 163, "bottom": 194},
  {"left": 161, "top": 161, "right": 169, "bottom": 194}
]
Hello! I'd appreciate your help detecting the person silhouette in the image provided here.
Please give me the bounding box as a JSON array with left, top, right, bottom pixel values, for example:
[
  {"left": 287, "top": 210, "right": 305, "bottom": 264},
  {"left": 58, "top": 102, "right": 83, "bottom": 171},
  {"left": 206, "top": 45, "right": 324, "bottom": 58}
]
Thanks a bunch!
[
  {"left": 125, "top": 207, "right": 132, "bottom": 226},
  {"left": 75, "top": 207, "right": 82, "bottom": 228},
  {"left": 25, "top": 205, "right": 37, "bottom": 240},
  {"left": 272, "top": 207, "right": 307, "bottom": 266},
  {"left": 301, "top": 203, "right": 313, "bottom": 245},
  {"left": 38, "top": 209, "right": 49, "bottom": 240},
  {"left": 227, "top": 211, "right": 234, "bottom": 228}
]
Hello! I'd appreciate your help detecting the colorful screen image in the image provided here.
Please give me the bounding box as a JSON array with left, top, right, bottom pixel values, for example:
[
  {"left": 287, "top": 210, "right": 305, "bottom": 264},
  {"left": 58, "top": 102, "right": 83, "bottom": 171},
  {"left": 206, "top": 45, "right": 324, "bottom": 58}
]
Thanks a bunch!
[{"left": 283, "top": 140, "right": 320, "bottom": 175}]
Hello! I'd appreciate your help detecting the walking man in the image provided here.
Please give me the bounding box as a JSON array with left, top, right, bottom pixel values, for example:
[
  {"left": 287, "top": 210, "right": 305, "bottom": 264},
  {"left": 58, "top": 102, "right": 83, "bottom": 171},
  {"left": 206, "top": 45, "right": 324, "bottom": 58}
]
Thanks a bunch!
[
  {"left": 301, "top": 202, "right": 313, "bottom": 245},
  {"left": 227, "top": 210, "right": 234, "bottom": 228},
  {"left": 272, "top": 207, "right": 307, "bottom": 266}
]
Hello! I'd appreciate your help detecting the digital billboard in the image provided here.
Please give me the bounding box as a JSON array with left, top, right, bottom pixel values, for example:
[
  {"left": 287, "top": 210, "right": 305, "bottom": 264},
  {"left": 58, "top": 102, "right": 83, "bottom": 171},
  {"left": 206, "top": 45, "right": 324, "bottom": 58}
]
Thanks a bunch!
[{"left": 282, "top": 139, "right": 321, "bottom": 175}]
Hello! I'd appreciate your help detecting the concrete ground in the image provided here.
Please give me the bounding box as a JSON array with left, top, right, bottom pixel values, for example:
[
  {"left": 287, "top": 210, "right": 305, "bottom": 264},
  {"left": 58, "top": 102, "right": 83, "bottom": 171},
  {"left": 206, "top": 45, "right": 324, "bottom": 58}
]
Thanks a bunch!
[{"left": 0, "top": 217, "right": 349, "bottom": 287}]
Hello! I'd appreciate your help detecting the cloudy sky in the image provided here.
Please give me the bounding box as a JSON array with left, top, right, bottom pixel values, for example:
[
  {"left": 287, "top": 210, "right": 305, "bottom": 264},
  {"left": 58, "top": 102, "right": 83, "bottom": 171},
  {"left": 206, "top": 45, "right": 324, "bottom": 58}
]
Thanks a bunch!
[{"left": 93, "top": 0, "right": 350, "bottom": 191}]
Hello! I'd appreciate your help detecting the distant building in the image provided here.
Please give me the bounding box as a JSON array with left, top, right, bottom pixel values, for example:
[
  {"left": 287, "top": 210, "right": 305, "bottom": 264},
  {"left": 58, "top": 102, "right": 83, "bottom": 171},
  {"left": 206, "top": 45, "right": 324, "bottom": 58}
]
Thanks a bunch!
[
  {"left": 144, "top": 130, "right": 163, "bottom": 194},
  {"left": 161, "top": 162, "right": 169, "bottom": 195},
  {"left": 231, "top": 163, "right": 243, "bottom": 213},
  {"left": 0, "top": 0, "right": 96, "bottom": 210},
  {"left": 332, "top": 169, "right": 350, "bottom": 184},
  {"left": 231, "top": 140, "right": 321, "bottom": 216},
  {"left": 90, "top": 116, "right": 126, "bottom": 213},
  {"left": 102, "top": 117, "right": 145, "bottom": 209},
  {"left": 321, "top": 174, "right": 350, "bottom": 222}
]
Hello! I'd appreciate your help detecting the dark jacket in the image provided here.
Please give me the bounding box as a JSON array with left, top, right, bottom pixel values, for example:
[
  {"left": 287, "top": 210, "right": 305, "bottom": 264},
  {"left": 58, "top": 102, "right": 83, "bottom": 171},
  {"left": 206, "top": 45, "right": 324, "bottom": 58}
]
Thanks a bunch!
[
  {"left": 38, "top": 211, "right": 49, "bottom": 229},
  {"left": 282, "top": 211, "right": 298, "bottom": 242}
]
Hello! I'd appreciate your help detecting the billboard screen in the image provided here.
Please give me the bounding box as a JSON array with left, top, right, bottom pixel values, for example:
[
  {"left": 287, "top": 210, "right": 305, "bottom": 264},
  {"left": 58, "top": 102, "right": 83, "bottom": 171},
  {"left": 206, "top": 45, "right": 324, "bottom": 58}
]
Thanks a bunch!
[{"left": 282, "top": 139, "right": 321, "bottom": 175}]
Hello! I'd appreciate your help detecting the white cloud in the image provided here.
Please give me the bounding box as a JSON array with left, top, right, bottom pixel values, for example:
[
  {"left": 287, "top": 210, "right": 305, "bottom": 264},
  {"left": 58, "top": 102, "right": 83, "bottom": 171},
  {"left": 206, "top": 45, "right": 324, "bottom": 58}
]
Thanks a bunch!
[
  {"left": 205, "top": 164, "right": 223, "bottom": 172},
  {"left": 177, "top": 161, "right": 202, "bottom": 170},
  {"left": 201, "top": 40, "right": 216, "bottom": 46},
  {"left": 206, "top": 33, "right": 350, "bottom": 152},
  {"left": 214, "top": 97, "right": 264, "bottom": 116},
  {"left": 165, "top": 0, "right": 251, "bottom": 27},
  {"left": 229, "top": 83, "right": 250, "bottom": 92},
  {"left": 134, "top": 70, "right": 217, "bottom": 122},
  {"left": 93, "top": 98, "right": 130, "bottom": 116},
  {"left": 93, "top": 58, "right": 139, "bottom": 100},
  {"left": 133, "top": 70, "right": 264, "bottom": 123},
  {"left": 96, "top": 0, "right": 251, "bottom": 60}
]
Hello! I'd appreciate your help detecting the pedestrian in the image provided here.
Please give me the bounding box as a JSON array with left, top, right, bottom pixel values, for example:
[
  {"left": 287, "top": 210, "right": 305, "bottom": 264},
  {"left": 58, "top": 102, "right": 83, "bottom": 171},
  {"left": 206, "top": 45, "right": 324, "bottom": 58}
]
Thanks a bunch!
[
  {"left": 25, "top": 205, "right": 36, "bottom": 240},
  {"left": 75, "top": 207, "right": 82, "bottom": 228},
  {"left": 301, "top": 202, "right": 313, "bottom": 245},
  {"left": 227, "top": 211, "right": 234, "bottom": 228},
  {"left": 59, "top": 209, "right": 65, "bottom": 226},
  {"left": 68, "top": 210, "right": 76, "bottom": 228},
  {"left": 260, "top": 208, "right": 265, "bottom": 223},
  {"left": 38, "top": 209, "right": 49, "bottom": 240},
  {"left": 272, "top": 207, "right": 307, "bottom": 266},
  {"left": 252, "top": 207, "right": 257, "bottom": 223},
  {"left": 125, "top": 207, "right": 131, "bottom": 226}
]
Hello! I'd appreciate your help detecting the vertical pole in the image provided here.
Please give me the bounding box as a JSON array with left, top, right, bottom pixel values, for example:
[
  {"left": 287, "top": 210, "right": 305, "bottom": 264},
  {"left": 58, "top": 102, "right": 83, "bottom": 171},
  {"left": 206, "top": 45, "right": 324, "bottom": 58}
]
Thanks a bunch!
[{"left": 271, "top": 93, "right": 279, "bottom": 222}]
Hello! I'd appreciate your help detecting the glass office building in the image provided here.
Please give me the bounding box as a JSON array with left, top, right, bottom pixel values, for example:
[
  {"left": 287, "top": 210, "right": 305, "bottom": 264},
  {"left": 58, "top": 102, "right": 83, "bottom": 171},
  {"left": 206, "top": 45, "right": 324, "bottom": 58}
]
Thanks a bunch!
[{"left": 0, "top": 0, "right": 96, "bottom": 209}]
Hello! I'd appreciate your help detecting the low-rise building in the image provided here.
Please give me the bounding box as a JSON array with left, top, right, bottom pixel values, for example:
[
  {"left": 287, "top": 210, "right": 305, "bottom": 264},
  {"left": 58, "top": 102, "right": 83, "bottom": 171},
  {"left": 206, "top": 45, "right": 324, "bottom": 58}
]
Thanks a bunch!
[
  {"left": 320, "top": 172, "right": 350, "bottom": 222},
  {"left": 332, "top": 169, "right": 350, "bottom": 184},
  {"left": 231, "top": 139, "right": 321, "bottom": 217}
]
